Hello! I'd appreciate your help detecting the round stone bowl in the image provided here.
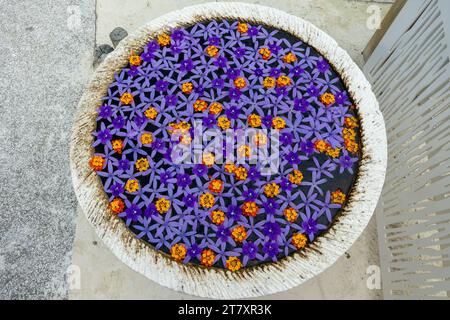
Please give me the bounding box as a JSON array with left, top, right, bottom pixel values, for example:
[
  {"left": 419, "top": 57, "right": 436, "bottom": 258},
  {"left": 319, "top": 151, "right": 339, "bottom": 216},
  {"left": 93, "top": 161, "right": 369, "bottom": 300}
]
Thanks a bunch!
[{"left": 70, "top": 2, "right": 387, "bottom": 299}]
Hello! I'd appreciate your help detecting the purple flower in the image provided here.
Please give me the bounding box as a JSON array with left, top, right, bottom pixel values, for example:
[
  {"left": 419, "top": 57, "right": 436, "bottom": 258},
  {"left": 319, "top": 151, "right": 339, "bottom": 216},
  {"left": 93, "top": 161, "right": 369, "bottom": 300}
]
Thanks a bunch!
[
  {"left": 290, "top": 66, "right": 304, "bottom": 77},
  {"left": 316, "top": 58, "right": 330, "bottom": 73},
  {"left": 110, "top": 183, "right": 124, "bottom": 196},
  {"left": 133, "top": 115, "right": 147, "bottom": 126},
  {"left": 285, "top": 151, "right": 300, "bottom": 165},
  {"left": 152, "top": 138, "right": 164, "bottom": 150},
  {"left": 202, "top": 114, "right": 216, "bottom": 128},
  {"left": 300, "top": 140, "right": 315, "bottom": 156},
  {"left": 214, "top": 56, "right": 227, "bottom": 68},
  {"left": 193, "top": 164, "right": 207, "bottom": 176},
  {"left": 188, "top": 244, "right": 202, "bottom": 257},
  {"left": 293, "top": 98, "right": 310, "bottom": 112},
  {"left": 226, "top": 68, "right": 241, "bottom": 79},
  {"left": 243, "top": 189, "right": 258, "bottom": 201},
  {"left": 280, "top": 132, "right": 293, "bottom": 145},
  {"left": 253, "top": 68, "right": 263, "bottom": 77},
  {"left": 118, "top": 159, "right": 130, "bottom": 171},
  {"left": 302, "top": 218, "right": 318, "bottom": 236},
  {"left": 165, "top": 95, "right": 178, "bottom": 106},
  {"left": 212, "top": 78, "right": 224, "bottom": 89},
  {"left": 144, "top": 203, "right": 158, "bottom": 217},
  {"left": 235, "top": 47, "right": 246, "bottom": 58},
  {"left": 279, "top": 178, "right": 292, "bottom": 191},
  {"left": 147, "top": 40, "right": 158, "bottom": 52},
  {"left": 263, "top": 199, "right": 279, "bottom": 215},
  {"left": 141, "top": 51, "right": 154, "bottom": 62},
  {"left": 242, "top": 242, "right": 257, "bottom": 259},
  {"left": 194, "top": 85, "right": 204, "bottom": 95},
  {"left": 177, "top": 173, "right": 192, "bottom": 188},
  {"left": 270, "top": 68, "right": 281, "bottom": 78},
  {"left": 268, "top": 42, "right": 281, "bottom": 54},
  {"left": 172, "top": 29, "right": 185, "bottom": 41},
  {"left": 227, "top": 205, "right": 241, "bottom": 221},
  {"left": 160, "top": 171, "right": 171, "bottom": 185},
  {"left": 262, "top": 115, "right": 273, "bottom": 127},
  {"left": 248, "top": 26, "right": 259, "bottom": 36},
  {"left": 128, "top": 66, "right": 139, "bottom": 77},
  {"left": 263, "top": 221, "right": 281, "bottom": 240},
  {"left": 155, "top": 79, "right": 169, "bottom": 92},
  {"left": 112, "top": 115, "right": 125, "bottom": 129},
  {"left": 216, "top": 225, "right": 230, "bottom": 242},
  {"left": 97, "top": 128, "right": 112, "bottom": 144},
  {"left": 208, "top": 36, "right": 220, "bottom": 46},
  {"left": 247, "top": 167, "right": 261, "bottom": 181},
  {"left": 263, "top": 241, "right": 279, "bottom": 257},
  {"left": 180, "top": 58, "right": 194, "bottom": 72},
  {"left": 98, "top": 105, "right": 112, "bottom": 118},
  {"left": 335, "top": 91, "right": 348, "bottom": 105},
  {"left": 183, "top": 194, "right": 197, "bottom": 207},
  {"left": 307, "top": 85, "right": 320, "bottom": 97},
  {"left": 225, "top": 106, "right": 240, "bottom": 120},
  {"left": 125, "top": 204, "right": 141, "bottom": 222}
]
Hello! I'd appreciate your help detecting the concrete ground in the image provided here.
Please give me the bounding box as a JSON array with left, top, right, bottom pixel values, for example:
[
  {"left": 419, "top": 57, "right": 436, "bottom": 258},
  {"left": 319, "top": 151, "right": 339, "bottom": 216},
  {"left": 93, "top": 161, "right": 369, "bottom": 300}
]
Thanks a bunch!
[{"left": 69, "top": 0, "right": 391, "bottom": 300}]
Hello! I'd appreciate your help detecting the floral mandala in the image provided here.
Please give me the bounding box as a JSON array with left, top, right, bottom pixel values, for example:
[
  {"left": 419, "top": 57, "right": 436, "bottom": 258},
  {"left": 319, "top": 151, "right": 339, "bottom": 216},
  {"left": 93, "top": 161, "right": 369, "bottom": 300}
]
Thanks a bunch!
[{"left": 90, "top": 20, "right": 361, "bottom": 271}]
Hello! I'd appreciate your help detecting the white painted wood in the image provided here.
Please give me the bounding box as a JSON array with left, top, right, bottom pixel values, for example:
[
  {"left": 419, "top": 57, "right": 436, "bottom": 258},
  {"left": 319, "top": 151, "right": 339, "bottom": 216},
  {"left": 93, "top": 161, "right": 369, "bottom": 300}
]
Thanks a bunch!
[{"left": 364, "top": 0, "right": 450, "bottom": 299}]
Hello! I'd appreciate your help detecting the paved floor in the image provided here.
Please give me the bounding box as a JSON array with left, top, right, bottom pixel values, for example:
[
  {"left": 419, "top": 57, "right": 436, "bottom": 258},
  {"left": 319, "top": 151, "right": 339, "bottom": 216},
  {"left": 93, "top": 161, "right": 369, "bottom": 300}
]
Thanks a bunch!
[
  {"left": 69, "top": 0, "right": 390, "bottom": 299},
  {"left": 0, "top": 0, "right": 95, "bottom": 299}
]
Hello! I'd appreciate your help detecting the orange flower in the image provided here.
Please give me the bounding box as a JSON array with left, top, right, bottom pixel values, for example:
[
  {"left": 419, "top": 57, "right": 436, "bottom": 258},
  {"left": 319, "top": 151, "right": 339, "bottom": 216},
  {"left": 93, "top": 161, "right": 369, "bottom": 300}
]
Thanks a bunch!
[
  {"left": 320, "top": 92, "right": 336, "bottom": 106},
  {"left": 109, "top": 198, "right": 125, "bottom": 214},
  {"left": 129, "top": 54, "right": 142, "bottom": 66},
  {"left": 201, "top": 249, "right": 216, "bottom": 267},
  {"left": 231, "top": 226, "right": 247, "bottom": 242},
  {"left": 209, "top": 102, "right": 223, "bottom": 115},
  {"left": 224, "top": 163, "right": 236, "bottom": 174},
  {"left": 276, "top": 75, "right": 291, "bottom": 87},
  {"left": 326, "top": 147, "right": 341, "bottom": 158},
  {"left": 210, "top": 210, "right": 225, "bottom": 225},
  {"left": 241, "top": 201, "right": 259, "bottom": 217},
  {"left": 170, "top": 243, "right": 187, "bottom": 261},
  {"left": 288, "top": 170, "right": 303, "bottom": 185},
  {"left": 233, "top": 77, "right": 247, "bottom": 89},
  {"left": 253, "top": 132, "right": 268, "bottom": 146},
  {"left": 157, "top": 34, "right": 171, "bottom": 46},
  {"left": 314, "top": 139, "right": 330, "bottom": 152},
  {"left": 263, "top": 76, "right": 276, "bottom": 89},
  {"left": 226, "top": 256, "right": 242, "bottom": 271},
  {"left": 181, "top": 82, "right": 193, "bottom": 94},
  {"left": 331, "top": 189, "right": 346, "bottom": 204},
  {"left": 140, "top": 132, "right": 153, "bottom": 145},
  {"left": 284, "top": 207, "right": 298, "bottom": 223},
  {"left": 202, "top": 152, "right": 215, "bottom": 167},
  {"left": 344, "top": 139, "right": 359, "bottom": 154},
  {"left": 144, "top": 107, "right": 158, "bottom": 120},
  {"left": 259, "top": 47, "right": 271, "bottom": 60},
  {"left": 247, "top": 114, "right": 262, "bottom": 127},
  {"left": 234, "top": 166, "right": 247, "bottom": 181},
  {"left": 135, "top": 157, "right": 149, "bottom": 172},
  {"left": 125, "top": 179, "right": 139, "bottom": 193},
  {"left": 217, "top": 116, "right": 231, "bottom": 130},
  {"left": 344, "top": 116, "right": 358, "bottom": 128},
  {"left": 208, "top": 179, "right": 224, "bottom": 194},
  {"left": 89, "top": 155, "right": 105, "bottom": 171},
  {"left": 272, "top": 117, "right": 286, "bottom": 130},
  {"left": 155, "top": 198, "right": 170, "bottom": 213},
  {"left": 343, "top": 128, "right": 356, "bottom": 141},
  {"left": 264, "top": 182, "right": 280, "bottom": 198},
  {"left": 237, "top": 22, "right": 249, "bottom": 34},
  {"left": 291, "top": 233, "right": 308, "bottom": 250},
  {"left": 282, "top": 52, "right": 297, "bottom": 63},
  {"left": 193, "top": 99, "right": 208, "bottom": 112},
  {"left": 238, "top": 145, "right": 251, "bottom": 158},
  {"left": 199, "top": 193, "right": 215, "bottom": 209},
  {"left": 120, "top": 92, "right": 133, "bottom": 105},
  {"left": 205, "top": 45, "right": 219, "bottom": 57}
]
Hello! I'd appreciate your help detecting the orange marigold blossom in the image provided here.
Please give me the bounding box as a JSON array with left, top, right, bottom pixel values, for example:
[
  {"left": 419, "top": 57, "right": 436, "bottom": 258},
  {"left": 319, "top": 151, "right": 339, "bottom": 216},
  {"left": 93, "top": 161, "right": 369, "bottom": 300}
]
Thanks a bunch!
[
  {"left": 259, "top": 47, "right": 271, "bottom": 60},
  {"left": 264, "top": 182, "right": 280, "bottom": 198},
  {"left": 224, "top": 163, "right": 236, "bottom": 174},
  {"left": 144, "top": 107, "right": 158, "bottom": 120},
  {"left": 344, "top": 116, "right": 358, "bottom": 128},
  {"left": 314, "top": 139, "right": 330, "bottom": 152},
  {"left": 263, "top": 76, "right": 276, "bottom": 89},
  {"left": 331, "top": 189, "right": 346, "bottom": 204},
  {"left": 210, "top": 210, "right": 225, "bottom": 225},
  {"left": 231, "top": 226, "right": 247, "bottom": 242},
  {"left": 170, "top": 243, "right": 187, "bottom": 261},
  {"left": 193, "top": 99, "right": 208, "bottom": 112},
  {"left": 217, "top": 116, "right": 231, "bottom": 130},
  {"left": 208, "top": 179, "right": 224, "bottom": 194},
  {"left": 233, "top": 77, "right": 247, "bottom": 89},
  {"left": 89, "top": 155, "right": 105, "bottom": 171},
  {"left": 125, "top": 179, "right": 139, "bottom": 193},
  {"left": 237, "top": 22, "right": 249, "bottom": 34},
  {"left": 135, "top": 157, "right": 149, "bottom": 172},
  {"left": 272, "top": 117, "right": 286, "bottom": 130},
  {"left": 181, "top": 82, "right": 193, "bottom": 94},
  {"left": 201, "top": 249, "right": 215, "bottom": 267},
  {"left": 155, "top": 197, "right": 170, "bottom": 213},
  {"left": 326, "top": 147, "right": 341, "bottom": 158},
  {"left": 344, "top": 139, "right": 359, "bottom": 154},
  {"left": 112, "top": 139, "right": 123, "bottom": 154},
  {"left": 291, "top": 233, "right": 308, "bottom": 249},
  {"left": 282, "top": 52, "right": 297, "bottom": 63},
  {"left": 209, "top": 102, "right": 223, "bottom": 115},
  {"left": 284, "top": 207, "right": 298, "bottom": 223},
  {"left": 342, "top": 128, "right": 356, "bottom": 140},
  {"left": 226, "top": 256, "right": 242, "bottom": 271},
  {"left": 205, "top": 45, "right": 219, "bottom": 57},
  {"left": 199, "top": 193, "right": 215, "bottom": 209},
  {"left": 288, "top": 169, "right": 303, "bottom": 185},
  {"left": 247, "top": 114, "right": 261, "bottom": 127},
  {"left": 202, "top": 152, "right": 215, "bottom": 167},
  {"left": 234, "top": 166, "right": 247, "bottom": 180},
  {"left": 276, "top": 75, "right": 291, "bottom": 87},
  {"left": 129, "top": 54, "right": 142, "bottom": 66},
  {"left": 109, "top": 198, "right": 125, "bottom": 214},
  {"left": 140, "top": 132, "right": 153, "bottom": 145},
  {"left": 320, "top": 92, "right": 336, "bottom": 106},
  {"left": 241, "top": 201, "right": 259, "bottom": 217},
  {"left": 157, "top": 34, "right": 171, "bottom": 46},
  {"left": 120, "top": 92, "right": 133, "bottom": 105}
]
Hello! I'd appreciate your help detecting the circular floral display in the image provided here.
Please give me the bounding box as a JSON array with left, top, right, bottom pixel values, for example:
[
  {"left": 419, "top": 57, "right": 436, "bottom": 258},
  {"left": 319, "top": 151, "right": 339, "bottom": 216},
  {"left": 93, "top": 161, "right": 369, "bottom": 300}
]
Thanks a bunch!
[{"left": 90, "top": 20, "right": 361, "bottom": 271}]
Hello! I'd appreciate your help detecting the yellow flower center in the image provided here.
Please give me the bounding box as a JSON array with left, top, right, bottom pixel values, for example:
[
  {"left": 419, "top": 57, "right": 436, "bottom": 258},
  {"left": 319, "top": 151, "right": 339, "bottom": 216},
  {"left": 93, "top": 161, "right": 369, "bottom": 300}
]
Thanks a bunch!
[
  {"left": 125, "top": 179, "right": 139, "bottom": 193},
  {"left": 264, "top": 182, "right": 280, "bottom": 198},
  {"left": 155, "top": 198, "right": 171, "bottom": 213}
]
